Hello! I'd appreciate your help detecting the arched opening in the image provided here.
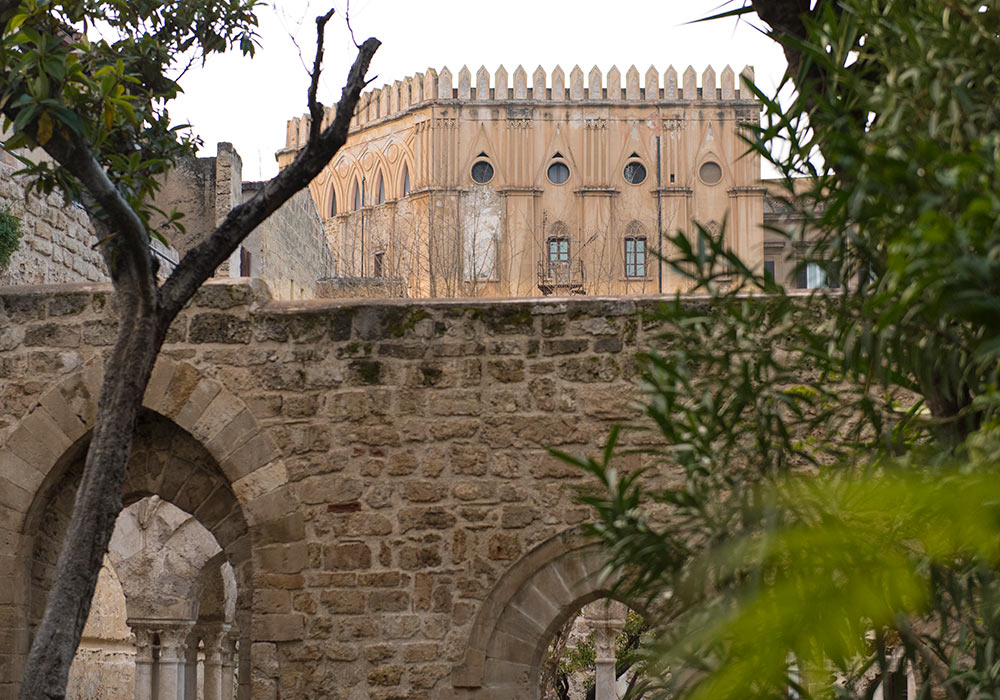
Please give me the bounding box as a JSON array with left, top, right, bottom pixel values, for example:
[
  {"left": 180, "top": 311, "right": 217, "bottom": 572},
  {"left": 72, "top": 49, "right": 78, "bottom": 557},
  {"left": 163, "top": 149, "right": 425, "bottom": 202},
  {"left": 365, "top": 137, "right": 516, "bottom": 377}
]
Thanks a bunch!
[
  {"left": 453, "top": 531, "right": 635, "bottom": 699},
  {"left": 329, "top": 185, "right": 337, "bottom": 216},
  {"left": 539, "top": 599, "right": 649, "bottom": 700},
  {"left": 401, "top": 164, "right": 411, "bottom": 196},
  {"left": 24, "top": 410, "right": 251, "bottom": 700},
  {"left": 375, "top": 171, "right": 386, "bottom": 205}
]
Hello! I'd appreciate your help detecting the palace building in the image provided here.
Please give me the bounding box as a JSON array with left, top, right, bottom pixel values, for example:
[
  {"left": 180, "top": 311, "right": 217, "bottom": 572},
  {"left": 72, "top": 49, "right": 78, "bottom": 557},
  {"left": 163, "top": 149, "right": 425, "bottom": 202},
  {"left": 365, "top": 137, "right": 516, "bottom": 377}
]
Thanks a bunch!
[{"left": 277, "top": 64, "right": 771, "bottom": 298}]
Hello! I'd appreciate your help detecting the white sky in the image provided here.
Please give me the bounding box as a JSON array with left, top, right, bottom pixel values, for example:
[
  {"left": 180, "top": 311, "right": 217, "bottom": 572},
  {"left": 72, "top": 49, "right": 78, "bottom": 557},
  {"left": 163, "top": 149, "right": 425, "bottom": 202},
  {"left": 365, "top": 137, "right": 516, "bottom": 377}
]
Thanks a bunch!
[{"left": 169, "top": 1, "right": 788, "bottom": 181}]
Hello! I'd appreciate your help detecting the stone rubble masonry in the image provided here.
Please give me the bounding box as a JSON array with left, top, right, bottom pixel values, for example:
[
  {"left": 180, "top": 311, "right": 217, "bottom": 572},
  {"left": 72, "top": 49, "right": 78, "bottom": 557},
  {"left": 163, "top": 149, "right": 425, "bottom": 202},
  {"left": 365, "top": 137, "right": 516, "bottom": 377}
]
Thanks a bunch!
[
  {"left": 0, "top": 278, "right": 686, "bottom": 700},
  {"left": 0, "top": 162, "right": 108, "bottom": 286}
]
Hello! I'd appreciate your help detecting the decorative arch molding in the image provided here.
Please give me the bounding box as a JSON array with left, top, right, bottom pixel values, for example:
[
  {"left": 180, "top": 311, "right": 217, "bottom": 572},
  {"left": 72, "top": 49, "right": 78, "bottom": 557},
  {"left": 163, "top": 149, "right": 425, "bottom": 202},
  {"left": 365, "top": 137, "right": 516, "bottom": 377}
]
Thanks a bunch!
[{"left": 451, "top": 529, "right": 626, "bottom": 697}]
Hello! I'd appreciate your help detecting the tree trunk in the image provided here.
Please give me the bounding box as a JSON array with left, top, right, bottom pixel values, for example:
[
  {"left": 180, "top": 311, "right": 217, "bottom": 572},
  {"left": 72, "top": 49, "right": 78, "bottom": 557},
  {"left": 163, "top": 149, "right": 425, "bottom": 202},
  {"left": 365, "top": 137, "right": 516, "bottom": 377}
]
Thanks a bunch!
[
  {"left": 18, "top": 286, "right": 163, "bottom": 700},
  {"left": 540, "top": 618, "right": 575, "bottom": 700}
]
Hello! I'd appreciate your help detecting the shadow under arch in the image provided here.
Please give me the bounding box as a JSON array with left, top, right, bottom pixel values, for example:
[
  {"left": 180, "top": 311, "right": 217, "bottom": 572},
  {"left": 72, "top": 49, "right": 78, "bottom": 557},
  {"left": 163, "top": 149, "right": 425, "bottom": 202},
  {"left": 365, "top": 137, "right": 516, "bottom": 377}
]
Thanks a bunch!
[
  {"left": 21, "top": 410, "right": 253, "bottom": 699},
  {"left": 452, "top": 528, "right": 634, "bottom": 699}
]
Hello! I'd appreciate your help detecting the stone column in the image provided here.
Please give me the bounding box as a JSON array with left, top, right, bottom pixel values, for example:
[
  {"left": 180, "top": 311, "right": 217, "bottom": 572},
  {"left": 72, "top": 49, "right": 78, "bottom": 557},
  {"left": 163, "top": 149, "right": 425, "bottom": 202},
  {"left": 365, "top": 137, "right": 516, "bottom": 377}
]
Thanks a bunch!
[
  {"left": 200, "top": 624, "right": 231, "bottom": 700},
  {"left": 220, "top": 631, "right": 239, "bottom": 700},
  {"left": 585, "top": 601, "right": 628, "bottom": 700},
  {"left": 157, "top": 624, "right": 194, "bottom": 700},
  {"left": 184, "top": 630, "right": 200, "bottom": 700},
  {"left": 131, "top": 625, "right": 156, "bottom": 700}
]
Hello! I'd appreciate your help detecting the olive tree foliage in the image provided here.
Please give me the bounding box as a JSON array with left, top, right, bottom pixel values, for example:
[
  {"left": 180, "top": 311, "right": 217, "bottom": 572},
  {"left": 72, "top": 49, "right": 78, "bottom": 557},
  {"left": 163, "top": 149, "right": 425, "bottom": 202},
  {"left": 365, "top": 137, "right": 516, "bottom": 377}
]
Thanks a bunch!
[
  {"left": 0, "top": 2, "right": 378, "bottom": 698},
  {"left": 566, "top": 2, "right": 1000, "bottom": 700}
]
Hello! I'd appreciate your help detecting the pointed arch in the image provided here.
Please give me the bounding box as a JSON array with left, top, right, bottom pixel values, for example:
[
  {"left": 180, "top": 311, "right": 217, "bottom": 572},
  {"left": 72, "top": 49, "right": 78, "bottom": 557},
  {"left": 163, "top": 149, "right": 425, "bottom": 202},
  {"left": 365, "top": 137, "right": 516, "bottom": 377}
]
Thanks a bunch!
[
  {"left": 375, "top": 169, "right": 386, "bottom": 205},
  {"left": 401, "top": 162, "right": 411, "bottom": 197},
  {"left": 351, "top": 176, "right": 363, "bottom": 211}
]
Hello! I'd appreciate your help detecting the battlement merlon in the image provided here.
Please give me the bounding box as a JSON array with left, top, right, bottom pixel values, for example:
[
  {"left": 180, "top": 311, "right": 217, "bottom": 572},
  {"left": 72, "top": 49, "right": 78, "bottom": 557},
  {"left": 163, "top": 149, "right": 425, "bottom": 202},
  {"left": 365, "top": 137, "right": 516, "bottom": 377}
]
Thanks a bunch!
[{"left": 282, "top": 64, "right": 757, "bottom": 152}]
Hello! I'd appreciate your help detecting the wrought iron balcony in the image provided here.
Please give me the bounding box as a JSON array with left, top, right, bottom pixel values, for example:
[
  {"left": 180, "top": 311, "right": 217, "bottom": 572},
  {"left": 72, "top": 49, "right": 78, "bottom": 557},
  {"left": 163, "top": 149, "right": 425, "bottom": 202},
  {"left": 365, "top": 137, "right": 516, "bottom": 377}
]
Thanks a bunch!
[{"left": 537, "top": 259, "right": 585, "bottom": 295}]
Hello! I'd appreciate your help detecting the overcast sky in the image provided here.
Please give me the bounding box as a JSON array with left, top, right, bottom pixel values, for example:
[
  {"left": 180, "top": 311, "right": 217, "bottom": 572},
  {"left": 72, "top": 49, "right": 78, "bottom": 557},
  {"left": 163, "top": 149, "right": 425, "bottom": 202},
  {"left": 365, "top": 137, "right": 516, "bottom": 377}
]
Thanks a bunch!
[{"left": 169, "top": 1, "right": 788, "bottom": 181}]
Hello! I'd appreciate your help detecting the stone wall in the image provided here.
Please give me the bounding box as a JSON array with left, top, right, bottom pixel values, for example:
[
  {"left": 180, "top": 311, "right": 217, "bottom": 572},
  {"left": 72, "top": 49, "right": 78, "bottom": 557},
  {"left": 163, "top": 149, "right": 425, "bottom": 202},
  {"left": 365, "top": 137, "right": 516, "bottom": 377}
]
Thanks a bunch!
[
  {"left": 315, "top": 277, "right": 406, "bottom": 299},
  {"left": 0, "top": 162, "right": 108, "bottom": 286},
  {"left": 240, "top": 182, "right": 335, "bottom": 300},
  {"left": 150, "top": 144, "right": 335, "bottom": 300},
  {"left": 0, "top": 280, "right": 676, "bottom": 700}
]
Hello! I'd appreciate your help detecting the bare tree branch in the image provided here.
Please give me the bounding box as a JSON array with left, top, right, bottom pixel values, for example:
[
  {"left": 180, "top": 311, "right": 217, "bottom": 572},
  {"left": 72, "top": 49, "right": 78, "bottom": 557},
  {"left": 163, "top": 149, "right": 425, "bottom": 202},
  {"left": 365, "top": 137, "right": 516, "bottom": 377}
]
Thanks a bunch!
[
  {"left": 307, "top": 8, "right": 336, "bottom": 143},
  {"left": 157, "top": 34, "right": 380, "bottom": 323}
]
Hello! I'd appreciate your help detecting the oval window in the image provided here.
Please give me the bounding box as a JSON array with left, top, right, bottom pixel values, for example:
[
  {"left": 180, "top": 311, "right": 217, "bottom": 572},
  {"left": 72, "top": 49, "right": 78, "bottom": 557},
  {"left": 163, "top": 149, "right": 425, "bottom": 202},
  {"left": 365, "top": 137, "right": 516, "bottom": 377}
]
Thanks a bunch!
[
  {"left": 623, "top": 162, "right": 646, "bottom": 185},
  {"left": 547, "top": 161, "right": 570, "bottom": 184},
  {"left": 471, "top": 161, "right": 494, "bottom": 184},
  {"left": 699, "top": 161, "right": 723, "bottom": 185}
]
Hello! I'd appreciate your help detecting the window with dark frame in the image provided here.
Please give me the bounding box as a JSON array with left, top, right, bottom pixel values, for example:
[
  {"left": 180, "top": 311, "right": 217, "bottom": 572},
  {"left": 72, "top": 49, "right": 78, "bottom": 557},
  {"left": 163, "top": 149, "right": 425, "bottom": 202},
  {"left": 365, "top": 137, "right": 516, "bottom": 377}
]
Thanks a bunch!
[
  {"left": 471, "top": 160, "right": 494, "bottom": 184},
  {"left": 624, "top": 237, "right": 646, "bottom": 277},
  {"left": 623, "top": 161, "right": 647, "bottom": 185},
  {"left": 547, "top": 237, "right": 569, "bottom": 265},
  {"left": 546, "top": 236, "right": 570, "bottom": 279},
  {"left": 239, "top": 247, "right": 252, "bottom": 277}
]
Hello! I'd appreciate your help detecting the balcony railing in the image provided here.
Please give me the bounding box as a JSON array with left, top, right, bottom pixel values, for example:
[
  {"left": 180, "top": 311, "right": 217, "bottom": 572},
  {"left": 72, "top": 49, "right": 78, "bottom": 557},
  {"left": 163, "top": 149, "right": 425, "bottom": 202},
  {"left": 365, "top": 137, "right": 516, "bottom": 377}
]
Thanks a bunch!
[{"left": 537, "top": 259, "right": 585, "bottom": 295}]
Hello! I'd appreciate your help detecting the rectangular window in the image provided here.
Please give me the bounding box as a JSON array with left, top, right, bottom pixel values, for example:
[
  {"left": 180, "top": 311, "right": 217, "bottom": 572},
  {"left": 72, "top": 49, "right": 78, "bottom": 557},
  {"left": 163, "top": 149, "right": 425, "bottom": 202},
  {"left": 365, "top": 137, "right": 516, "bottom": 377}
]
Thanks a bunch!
[
  {"left": 624, "top": 237, "right": 646, "bottom": 278},
  {"left": 797, "top": 262, "right": 840, "bottom": 289},
  {"left": 548, "top": 237, "right": 569, "bottom": 263},
  {"left": 373, "top": 252, "right": 384, "bottom": 278},
  {"left": 239, "top": 247, "right": 252, "bottom": 277},
  {"left": 763, "top": 260, "right": 775, "bottom": 279}
]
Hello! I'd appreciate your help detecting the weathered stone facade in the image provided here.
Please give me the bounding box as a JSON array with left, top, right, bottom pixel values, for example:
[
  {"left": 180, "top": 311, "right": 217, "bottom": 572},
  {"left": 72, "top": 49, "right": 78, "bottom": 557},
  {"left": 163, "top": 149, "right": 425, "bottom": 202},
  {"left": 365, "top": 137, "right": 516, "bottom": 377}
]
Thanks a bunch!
[
  {"left": 240, "top": 182, "right": 337, "bottom": 301},
  {"left": 0, "top": 279, "right": 677, "bottom": 699},
  {"left": 152, "top": 143, "right": 336, "bottom": 299}
]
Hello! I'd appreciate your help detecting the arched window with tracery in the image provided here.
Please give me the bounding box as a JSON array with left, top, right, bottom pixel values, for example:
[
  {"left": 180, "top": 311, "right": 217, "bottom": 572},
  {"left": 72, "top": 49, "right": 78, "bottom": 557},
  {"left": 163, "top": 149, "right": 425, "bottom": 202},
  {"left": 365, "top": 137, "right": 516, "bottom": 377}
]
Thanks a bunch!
[
  {"left": 329, "top": 185, "right": 337, "bottom": 217},
  {"left": 624, "top": 221, "right": 647, "bottom": 278},
  {"left": 402, "top": 164, "right": 411, "bottom": 196},
  {"left": 375, "top": 171, "right": 386, "bottom": 205}
]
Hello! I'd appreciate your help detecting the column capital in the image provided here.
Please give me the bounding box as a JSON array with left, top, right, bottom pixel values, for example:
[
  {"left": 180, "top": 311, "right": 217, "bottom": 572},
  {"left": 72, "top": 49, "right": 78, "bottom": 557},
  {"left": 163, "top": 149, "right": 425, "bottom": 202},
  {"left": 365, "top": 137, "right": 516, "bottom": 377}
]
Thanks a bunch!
[{"left": 196, "top": 622, "right": 233, "bottom": 650}]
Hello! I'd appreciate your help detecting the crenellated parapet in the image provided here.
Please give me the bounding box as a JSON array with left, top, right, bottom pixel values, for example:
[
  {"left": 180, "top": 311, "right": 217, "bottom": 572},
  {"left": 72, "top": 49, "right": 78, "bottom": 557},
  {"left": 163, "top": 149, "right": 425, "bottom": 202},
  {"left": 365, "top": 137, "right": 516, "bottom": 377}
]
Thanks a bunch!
[{"left": 283, "top": 64, "right": 756, "bottom": 151}]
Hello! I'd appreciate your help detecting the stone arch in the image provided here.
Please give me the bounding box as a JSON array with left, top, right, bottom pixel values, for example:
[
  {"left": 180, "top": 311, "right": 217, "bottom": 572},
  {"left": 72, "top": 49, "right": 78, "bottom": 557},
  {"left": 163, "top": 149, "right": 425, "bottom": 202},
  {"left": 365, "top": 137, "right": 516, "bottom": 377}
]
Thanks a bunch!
[
  {"left": 1, "top": 356, "right": 301, "bottom": 698},
  {"left": 361, "top": 148, "right": 393, "bottom": 197},
  {"left": 5, "top": 356, "right": 292, "bottom": 533},
  {"left": 452, "top": 529, "right": 627, "bottom": 698}
]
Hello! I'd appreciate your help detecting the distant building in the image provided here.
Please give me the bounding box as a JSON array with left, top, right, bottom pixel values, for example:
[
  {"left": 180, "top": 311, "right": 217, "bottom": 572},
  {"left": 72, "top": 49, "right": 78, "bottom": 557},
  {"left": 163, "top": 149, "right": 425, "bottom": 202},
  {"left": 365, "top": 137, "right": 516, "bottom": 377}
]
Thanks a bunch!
[{"left": 277, "top": 63, "right": 772, "bottom": 297}]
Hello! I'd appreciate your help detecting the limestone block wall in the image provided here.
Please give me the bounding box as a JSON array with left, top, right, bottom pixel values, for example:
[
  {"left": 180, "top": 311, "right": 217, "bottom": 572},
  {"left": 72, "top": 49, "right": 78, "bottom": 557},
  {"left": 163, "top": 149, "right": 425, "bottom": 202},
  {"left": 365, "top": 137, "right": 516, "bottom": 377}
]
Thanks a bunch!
[
  {"left": 240, "top": 183, "right": 335, "bottom": 300},
  {"left": 0, "top": 162, "right": 108, "bottom": 286},
  {"left": 0, "top": 280, "right": 681, "bottom": 700},
  {"left": 65, "top": 558, "right": 135, "bottom": 700}
]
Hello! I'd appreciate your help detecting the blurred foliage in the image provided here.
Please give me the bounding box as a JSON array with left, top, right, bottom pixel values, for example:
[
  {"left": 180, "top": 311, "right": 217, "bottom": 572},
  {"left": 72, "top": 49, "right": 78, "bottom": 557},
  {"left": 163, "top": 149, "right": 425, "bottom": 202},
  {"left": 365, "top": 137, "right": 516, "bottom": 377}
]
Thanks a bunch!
[
  {"left": 564, "top": 1, "right": 1000, "bottom": 700},
  {"left": 0, "top": 206, "right": 23, "bottom": 270}
]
